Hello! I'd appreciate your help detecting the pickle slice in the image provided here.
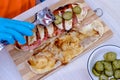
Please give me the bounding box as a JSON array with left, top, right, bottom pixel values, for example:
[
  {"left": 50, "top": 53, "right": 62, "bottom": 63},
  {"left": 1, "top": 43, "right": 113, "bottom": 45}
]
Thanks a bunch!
[
  {"left": 94, "top": 61, "right": 104, "bottom": 72},
  {"left": 110, "top": 78, "right": 117, "bottom": 80},
  {"left": 114, "top": 70, "right": 120, "bottom": 79},
  {"left": 102, "top": 61, "right": 112, "bottom": 71},
  {"left": 92, "top": 68, "right": 100, "bottom": 76},
  {"left": 54, "top": 15, "right": 62, "bottom": 25},
  {"left": 73, "top": 6, "right": 82, "bottom": 14},
  {"left": 99, "top": 74, "right": 108, "bottom": 80},
  {"left": 105, "top": 70, "right": 113, "bottom": 77},
  {"left": 63, "top": 11, "right": 72, "bottom": 20},
  {"left": 112, "top": 60, "right": 120, "bottom": 70},
  {"left": 104, "top": 52, "right": 117, "bottom": 62}
]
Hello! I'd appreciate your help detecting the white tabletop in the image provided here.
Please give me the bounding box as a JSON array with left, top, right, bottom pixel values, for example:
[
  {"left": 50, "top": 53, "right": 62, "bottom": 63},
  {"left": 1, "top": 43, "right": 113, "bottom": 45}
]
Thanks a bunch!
[{"left": 14, "top": 0, "right": 120, "bottom": 80}]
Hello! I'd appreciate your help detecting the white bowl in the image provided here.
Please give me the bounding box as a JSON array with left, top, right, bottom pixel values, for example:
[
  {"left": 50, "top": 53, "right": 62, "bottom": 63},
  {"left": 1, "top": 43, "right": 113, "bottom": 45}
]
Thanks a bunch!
[{"left": 87, "top": 45, "right": 120, "bottom": 80}]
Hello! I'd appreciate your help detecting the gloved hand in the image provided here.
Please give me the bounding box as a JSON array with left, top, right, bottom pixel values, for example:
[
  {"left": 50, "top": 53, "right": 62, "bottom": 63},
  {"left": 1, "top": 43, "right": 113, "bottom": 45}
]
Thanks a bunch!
[{"left": 0, "top": 18, "right": 35, "bottom": 45}]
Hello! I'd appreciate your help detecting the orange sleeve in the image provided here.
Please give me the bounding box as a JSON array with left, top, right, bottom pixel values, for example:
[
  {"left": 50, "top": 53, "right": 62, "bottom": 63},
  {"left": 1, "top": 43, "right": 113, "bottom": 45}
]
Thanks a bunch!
[{"left": 0, "top": 0, "right": 36, "bottom": 18}]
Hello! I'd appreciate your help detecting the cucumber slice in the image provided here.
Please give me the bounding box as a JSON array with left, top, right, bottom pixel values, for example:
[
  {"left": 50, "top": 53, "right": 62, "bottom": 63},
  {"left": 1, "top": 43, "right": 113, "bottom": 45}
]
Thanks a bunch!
[
  {"left": 54, "top": 15, "right": 62, "bottom": 25},
  {"left": 73, "top": 6, "right": 82, "bottom": 14},
  {"left": 63, "top": 11, "right": 72, "bottom": 20}
]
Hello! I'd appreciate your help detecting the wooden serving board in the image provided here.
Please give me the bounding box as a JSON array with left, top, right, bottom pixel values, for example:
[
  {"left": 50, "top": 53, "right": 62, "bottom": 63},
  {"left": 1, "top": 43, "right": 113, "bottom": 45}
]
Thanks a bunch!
[{"left": 8, "top": 0, "right": 113, "bottom": 80}]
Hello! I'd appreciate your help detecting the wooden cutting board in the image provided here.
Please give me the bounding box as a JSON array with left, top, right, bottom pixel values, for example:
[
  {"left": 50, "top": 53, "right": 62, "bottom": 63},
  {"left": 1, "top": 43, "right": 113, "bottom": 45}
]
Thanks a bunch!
[{"left": 8, "top": 0, "right": 113, "bottom": 80}]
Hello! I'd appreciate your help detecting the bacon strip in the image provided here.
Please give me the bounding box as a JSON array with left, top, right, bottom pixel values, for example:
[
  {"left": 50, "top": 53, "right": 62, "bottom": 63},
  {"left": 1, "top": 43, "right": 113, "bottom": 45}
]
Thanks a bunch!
[
  {"left": 46, "top": 24, "right": 54, "bottom": 37},
  {"left": 37, "top": 25, "right": 45, "bottom": 41},
  {"left": 28, "top": 29, "right": 37, "bottom": 45},
  {"left": 63, "top": 4, "right": 73, "bottom": 31},
  {"left": 53, "top": 7, "right": 64, "bottom": 30},
  {"left": 72, "top": 3, "right": 89, "bottom": 23}
]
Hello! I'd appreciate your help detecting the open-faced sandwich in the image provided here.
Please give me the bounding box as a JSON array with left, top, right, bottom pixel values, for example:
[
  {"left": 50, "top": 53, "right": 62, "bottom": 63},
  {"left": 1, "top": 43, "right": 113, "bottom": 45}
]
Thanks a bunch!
[{"left": 15, "top": 2, "right": 105, "bottom": 74}]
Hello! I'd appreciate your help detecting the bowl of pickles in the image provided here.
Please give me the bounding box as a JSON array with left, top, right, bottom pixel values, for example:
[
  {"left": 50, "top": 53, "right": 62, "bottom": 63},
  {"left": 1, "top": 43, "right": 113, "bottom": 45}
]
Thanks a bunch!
[{"left": 87, "top": 45, "right": 120, "bottom": 80}]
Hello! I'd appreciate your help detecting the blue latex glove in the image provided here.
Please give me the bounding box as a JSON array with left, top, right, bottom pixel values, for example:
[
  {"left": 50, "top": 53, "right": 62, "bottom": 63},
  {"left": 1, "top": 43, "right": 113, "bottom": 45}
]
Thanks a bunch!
[{"left": 0, "top": 18, "right": 35, "bottom": 45}]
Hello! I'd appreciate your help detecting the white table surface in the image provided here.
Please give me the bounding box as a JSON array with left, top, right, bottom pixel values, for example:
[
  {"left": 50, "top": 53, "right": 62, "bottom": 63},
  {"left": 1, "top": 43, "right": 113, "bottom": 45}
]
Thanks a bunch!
[{"left": 14, "top": 0, "right": 120, "bottom": 80}]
